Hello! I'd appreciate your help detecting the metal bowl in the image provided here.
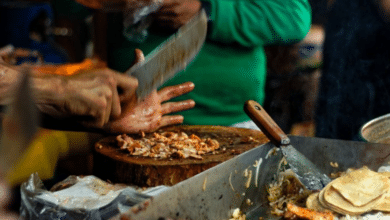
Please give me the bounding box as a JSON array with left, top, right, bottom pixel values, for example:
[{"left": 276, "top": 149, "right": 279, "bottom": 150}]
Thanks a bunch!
[{"left": 361, "top": 113, "right": 390, "bottom": 143}]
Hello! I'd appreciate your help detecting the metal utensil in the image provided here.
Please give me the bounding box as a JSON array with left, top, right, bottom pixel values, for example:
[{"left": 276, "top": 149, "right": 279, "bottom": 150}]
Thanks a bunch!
[
  {"left": 244, "top": 100, "right": 331, "bottom": 191},
  {"left": 113, "top": 131, "right": 390, "bottom": 220},
  {"left": 125, "top": 9, "right": 208, "bottom": 101},
  {"left": 0, "top": 68, "right": 39, "bottom": 175}
]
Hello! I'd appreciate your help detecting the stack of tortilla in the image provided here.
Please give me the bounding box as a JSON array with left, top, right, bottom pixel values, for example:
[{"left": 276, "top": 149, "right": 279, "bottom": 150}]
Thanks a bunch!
[{"left": 306, "top": 166, "right": 390, "bottom": 215}]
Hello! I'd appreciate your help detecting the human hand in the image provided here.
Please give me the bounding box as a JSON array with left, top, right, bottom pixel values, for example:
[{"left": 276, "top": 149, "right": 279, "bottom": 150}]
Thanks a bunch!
[
  {"left": 104, "top": 82, "right": 195, "bottom": 134},
  {"left": 153, "top": 0, "right": 202, "bottom": 30},
  {"left": 34, "top": 68, "right": 138, "bottom": 129},
  {"left": 75, "top": 0, "right": 160, "bottom": 11}
]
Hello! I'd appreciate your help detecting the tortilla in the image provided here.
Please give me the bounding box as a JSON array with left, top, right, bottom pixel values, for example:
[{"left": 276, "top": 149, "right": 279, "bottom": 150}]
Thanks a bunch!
[
  {"left": 323, "top": 184, "right": 386, "bottom": 215},
  {"left": 306, "top": 192, "right": 331, "bottom": 212},
  {"left": 331, "top": 167, "right": 390, "bottom": 207},
  {"left": 381, "top": 171, "right": 390, "bottom": 179},
  {"left": 374, "top": 193, "right": 390, "bottom": 212}
]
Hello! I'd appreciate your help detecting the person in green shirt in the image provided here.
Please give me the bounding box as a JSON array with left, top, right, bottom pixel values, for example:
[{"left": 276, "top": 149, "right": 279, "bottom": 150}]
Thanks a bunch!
[
  {"left": 55, "top": 0, "right": 312, "bottom": 128},
  {"left": 104, "top": 0, "right": 312, "bottom": 128}
]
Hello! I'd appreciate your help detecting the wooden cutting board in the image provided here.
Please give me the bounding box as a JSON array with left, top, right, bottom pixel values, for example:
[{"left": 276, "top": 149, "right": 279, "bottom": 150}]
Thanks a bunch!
[{"left": 93, "top": 125, "right": 268, "bottom": 187}]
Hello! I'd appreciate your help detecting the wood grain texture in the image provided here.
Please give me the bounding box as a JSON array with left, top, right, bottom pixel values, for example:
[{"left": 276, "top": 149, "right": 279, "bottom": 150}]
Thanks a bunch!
[{"left": 93, "top": 125, "right": 268, "bottom": 187}]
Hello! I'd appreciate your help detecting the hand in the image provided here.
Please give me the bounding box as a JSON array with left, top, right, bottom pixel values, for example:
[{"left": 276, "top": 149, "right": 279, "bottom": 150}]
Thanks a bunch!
[
  {"left": 104, "top": 82, "right": 195, "bottom": 134},
  {"left": 75, "top": 0, "right": 159, "bottom": 11},
  {"left": 34, "top": 68, "right": 138, "bottom": 129},
  {"left": 33, "top": 49, "right": 146, "bottom": 130},
  {"left": 153, "top": 0, "right": 202, "bottom": 30}
]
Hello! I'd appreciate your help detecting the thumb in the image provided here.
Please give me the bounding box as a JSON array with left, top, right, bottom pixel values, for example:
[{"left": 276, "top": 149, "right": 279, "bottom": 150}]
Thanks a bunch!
[{"left": 132, "top": 49, "right": 145, "bottom": 66}]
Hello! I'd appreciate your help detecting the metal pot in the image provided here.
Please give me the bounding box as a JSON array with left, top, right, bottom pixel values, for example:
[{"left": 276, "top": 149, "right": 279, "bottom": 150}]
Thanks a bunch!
[{"left": 361, "top": 113, "right": 390, "bottom": 143}]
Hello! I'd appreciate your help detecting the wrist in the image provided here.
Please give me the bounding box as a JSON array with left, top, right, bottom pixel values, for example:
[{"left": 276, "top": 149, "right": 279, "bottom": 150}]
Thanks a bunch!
[{"left": 32, "top": 73, "right": 65, "bottom": 111}]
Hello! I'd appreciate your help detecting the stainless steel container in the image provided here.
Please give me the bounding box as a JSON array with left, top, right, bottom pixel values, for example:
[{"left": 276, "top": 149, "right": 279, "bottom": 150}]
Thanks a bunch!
[{"left": 361, "top": 113, "right": 390, "bottom": 143}]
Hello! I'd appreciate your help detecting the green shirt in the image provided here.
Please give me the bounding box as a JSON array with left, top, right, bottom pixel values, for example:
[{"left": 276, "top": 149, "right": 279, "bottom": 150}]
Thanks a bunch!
[{"left": 56, "top": 0, "right": 312, "bottom": 126}]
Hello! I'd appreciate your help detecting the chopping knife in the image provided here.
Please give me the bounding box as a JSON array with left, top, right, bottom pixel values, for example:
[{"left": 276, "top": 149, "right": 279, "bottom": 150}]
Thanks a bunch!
[
  {"left": 0, "top": 68, "right": 39, "bottom": 176},
  {"left": 244, "top": 100, "right": 331, "bottom": 191},
  {"left": 125, "top": 9, "right": 208, "bottom": 101}
]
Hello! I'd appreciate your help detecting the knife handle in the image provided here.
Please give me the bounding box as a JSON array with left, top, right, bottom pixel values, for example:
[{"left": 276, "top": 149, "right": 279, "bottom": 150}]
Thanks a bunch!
[{"left": 244, "top": 100, "right": 290, "bottom": 147}]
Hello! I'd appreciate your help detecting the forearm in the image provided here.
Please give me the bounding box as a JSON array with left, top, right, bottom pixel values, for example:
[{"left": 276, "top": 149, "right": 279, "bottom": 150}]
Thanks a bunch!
[
  {"left": 31, "top": 72, "right": 64, "bottom": 113},
  {"left": 0, "top": 64, "right": 65, "bottom": 112},
  {"left": 0, "top": 64, "right": 22, "bottom": 105}
]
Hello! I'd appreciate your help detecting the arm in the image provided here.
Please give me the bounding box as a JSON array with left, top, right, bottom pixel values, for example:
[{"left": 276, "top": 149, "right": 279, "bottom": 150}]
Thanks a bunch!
[
  {"left": 154, "top": 0, "right": 312, "bottom": 47},
  {"left": 0, "top": 50, "right": 195, "bottom": 134}
]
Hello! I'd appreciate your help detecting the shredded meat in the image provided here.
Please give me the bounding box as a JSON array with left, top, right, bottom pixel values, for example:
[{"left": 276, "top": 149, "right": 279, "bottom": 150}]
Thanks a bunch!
[{"left": 116, "top": 131, "right": 220, "bottom": 160}]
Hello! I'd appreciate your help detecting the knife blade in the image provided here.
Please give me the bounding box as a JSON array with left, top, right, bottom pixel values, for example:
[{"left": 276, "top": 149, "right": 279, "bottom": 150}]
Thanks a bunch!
[
  {"left": 0, "top": 68, "right": 39, "bottom": 176},
  {"left": 125, "top": 9, "right": 208, "bottom": 101}
]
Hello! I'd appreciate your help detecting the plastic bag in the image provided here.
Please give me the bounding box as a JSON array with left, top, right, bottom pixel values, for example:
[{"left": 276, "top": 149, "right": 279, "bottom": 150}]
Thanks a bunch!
[{"left": 20, "top": 173, "right": 169, "bottom": 220}]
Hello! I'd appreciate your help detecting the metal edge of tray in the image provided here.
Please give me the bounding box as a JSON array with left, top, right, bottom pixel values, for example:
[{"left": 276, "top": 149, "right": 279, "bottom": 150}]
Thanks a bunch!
[
  {"left": 111, "top": 141, "right": 281, "bottom": 220},
  {"left": 113, "top": 135, "right": 390, "bottom": 220}
]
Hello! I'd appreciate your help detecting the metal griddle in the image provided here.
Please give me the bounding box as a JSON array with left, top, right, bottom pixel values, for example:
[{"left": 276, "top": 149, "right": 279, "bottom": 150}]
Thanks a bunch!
[{"left": 112, "top": 135, "right": 390, "bottom": 220}]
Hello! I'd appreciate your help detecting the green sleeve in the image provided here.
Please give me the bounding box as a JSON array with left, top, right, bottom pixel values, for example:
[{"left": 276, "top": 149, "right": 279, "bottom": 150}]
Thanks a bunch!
[{"left": 203, "top": 0, "right": 312, "bottom": 47}]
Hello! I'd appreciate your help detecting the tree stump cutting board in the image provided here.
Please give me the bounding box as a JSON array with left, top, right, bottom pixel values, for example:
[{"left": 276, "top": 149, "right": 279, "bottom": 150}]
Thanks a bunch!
[{"left": 93, "top": 125, "right": 268, "bottom": 187}]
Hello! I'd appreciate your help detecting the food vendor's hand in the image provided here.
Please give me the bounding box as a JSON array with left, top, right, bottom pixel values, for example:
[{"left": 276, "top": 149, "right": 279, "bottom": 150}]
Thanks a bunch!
[
  {"left": 74, "top": 0, "right": 158, "bottom": 11},
  {"left": 153, "top": 0, "right": 202, "bottom": 30},
  {"left": 34, "top": 49, "right": 144, "bottom": 130},
  {"left": 33, "top": 68, "right": 138, "bottom": 129},
  {"left": 104, "top": 82, "right": 195, "bottom": 134}
]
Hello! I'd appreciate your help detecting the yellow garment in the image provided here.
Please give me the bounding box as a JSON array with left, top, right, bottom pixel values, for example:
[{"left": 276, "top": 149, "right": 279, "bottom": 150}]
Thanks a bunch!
[{"left": 5, "top": 129, "right": 90, "bottom": 187}]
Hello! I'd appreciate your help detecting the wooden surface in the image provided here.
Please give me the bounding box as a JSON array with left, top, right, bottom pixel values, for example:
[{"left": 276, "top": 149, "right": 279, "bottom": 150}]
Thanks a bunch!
[{"left": 93, "top": 125, "right": 269, "bottom": 187}]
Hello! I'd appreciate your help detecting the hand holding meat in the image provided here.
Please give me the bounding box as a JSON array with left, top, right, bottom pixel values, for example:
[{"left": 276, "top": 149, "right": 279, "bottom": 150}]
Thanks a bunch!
[
  {"left": 104, "top": 81, "right": 195, "bottom": 134},
  {"left": 153, "top": 0, "right": 202, "bottom": 30}
]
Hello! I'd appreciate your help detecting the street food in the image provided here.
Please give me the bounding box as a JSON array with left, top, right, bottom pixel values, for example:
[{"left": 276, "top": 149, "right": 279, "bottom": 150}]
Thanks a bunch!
[
  {"left": 116, "top": 131, "right": 220, "bottom": 160},
  {"left": 268, "top": 169, "right": 313, "bottom": 216},
  {"left": 270, "top": 166, "right": 390, "bottom": 219},
  {"left": 94, "top": 125, "right": 267, "bottom": 187}
]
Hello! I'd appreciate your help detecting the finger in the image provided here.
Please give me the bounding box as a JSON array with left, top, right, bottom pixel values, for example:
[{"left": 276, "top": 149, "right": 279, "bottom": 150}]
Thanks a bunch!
[
  {"left": 158, "top": 81, "right": 195, "bottom": 102},
  {"left": 113, "top": 73, "right": 138, "bottom": 102},
  {"left": 159, "top": 115, "right": 185, "bottom": 127},
  {"left": 104, "top": 73, "right": 121, "bottom": 118},
  {"left": 160, "top": 0, "right": 180, "bottom": 7},
  {"left": 161, "top": 99, "right": 195, "bottom": 115},
  {"left": 103, "top": 89, "right": 112, "bottom": 124},
  {"left": 93, "top": 95, "right": 108, "bottom": 128},
  {"left": 110, "top": 86, "right": 121, "bottom": 118},
  {"left": 131, "top": 48, "right": 145, "bottom": 66},
  {"left": 158, "top": 6, "right": 179, "bottom": 15}
]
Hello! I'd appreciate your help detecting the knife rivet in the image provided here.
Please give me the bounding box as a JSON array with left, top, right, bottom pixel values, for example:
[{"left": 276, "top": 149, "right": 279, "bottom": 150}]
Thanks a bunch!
[{"left": 255, "top": 105, "right": 261, "bottom": 111}]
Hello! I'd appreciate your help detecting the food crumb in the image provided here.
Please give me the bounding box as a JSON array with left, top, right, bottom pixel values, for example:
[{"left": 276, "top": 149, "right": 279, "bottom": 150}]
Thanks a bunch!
[
  {"left": 229, "top": 172, "right": 235, "bottom": 191},
  {"left": 253, "top": 160, "right": 258, "bottom": 168},
  {"left": 230, "top": 208, "right": 246, "bottom": 220},
  {"left": 330, "top": 162, "right": 339, "bottom": 168},
  {"left": 245, "top": 170, "right": 252, "bottom": 189},
  {"left": 202, "top": 176, "right": 207, "bottom": 191}
]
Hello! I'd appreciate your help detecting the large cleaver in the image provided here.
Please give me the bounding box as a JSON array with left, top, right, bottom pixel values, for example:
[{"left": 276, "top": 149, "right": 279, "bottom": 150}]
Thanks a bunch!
[
  {"left": 125, "top": 9, "right": 208, "bottom": 101},
  {"left": 0, "top": 68, "right": 39, "bottom": 176}
]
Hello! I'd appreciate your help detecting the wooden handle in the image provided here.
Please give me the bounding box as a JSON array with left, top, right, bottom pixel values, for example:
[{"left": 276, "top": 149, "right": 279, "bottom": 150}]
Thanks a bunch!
[{"left": 244, "top": 100, "right": 290, "bottom": 146}]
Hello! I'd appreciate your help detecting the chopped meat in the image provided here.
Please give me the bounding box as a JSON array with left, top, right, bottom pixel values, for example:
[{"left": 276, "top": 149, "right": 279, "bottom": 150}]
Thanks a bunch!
[{"left": 115, "top": 131, "right": 220, "bottom": 159}]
